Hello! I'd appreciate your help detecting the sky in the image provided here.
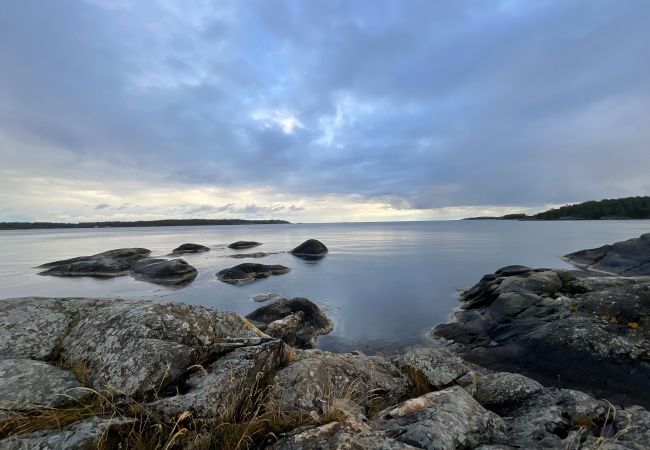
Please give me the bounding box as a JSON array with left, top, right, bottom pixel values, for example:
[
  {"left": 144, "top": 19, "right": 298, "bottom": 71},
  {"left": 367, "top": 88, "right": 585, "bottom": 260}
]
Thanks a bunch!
[{"left": 1, "top": 0, "right": 650, "bottom": 223}]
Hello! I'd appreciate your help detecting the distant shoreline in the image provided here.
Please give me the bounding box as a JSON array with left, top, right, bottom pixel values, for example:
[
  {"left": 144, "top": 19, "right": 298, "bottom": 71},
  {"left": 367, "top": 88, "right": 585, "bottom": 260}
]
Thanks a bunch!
[{"left": 0, "top": 219, "right": 291, "bottom": 230}]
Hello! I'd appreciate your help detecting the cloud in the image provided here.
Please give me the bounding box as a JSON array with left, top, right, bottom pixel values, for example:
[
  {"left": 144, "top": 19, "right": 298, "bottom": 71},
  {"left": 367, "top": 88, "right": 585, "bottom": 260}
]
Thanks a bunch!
[
  {"left": 95, "top": 203, "right": 110, "bottom": 210},
  {"left": 1, "top": 0, "right": 649, "bottom": 221}
]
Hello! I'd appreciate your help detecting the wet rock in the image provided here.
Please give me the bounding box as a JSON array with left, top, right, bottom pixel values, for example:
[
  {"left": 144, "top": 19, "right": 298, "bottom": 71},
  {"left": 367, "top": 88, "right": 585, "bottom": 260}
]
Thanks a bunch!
[
  {"left": 171, "top": 243, "right": 210, "bottom": 254},
  {"left": 290, "top": 239, "right": 328, "bottom": 259},
  {"left": 216, "top": 263, "right": 290, "bottom": 284},
  {"left": 373, "top": 386, "right": 506, "bottom": 450},
  {"left": 474, "top": 372, "right": 543, "bottom": 410},
  {"left": 391, "top": 347, "right": 470, "bottom": 389},
  {"left": 38, "top": 248, "right": 198, "bottom": 286},
  {"left": 433, "top": 268, "right": 650, "bottom": 408},
  {"left": 0, "top": 359, "right": 90, "bottom": 410},
  {"left": 130, "top": 258, "right": 198, "bottom": 285},
  {"left": 246, "top": 298, "right": 333, "bottom": 348},
  {"left": 0, "top": 297, "right": 266, "bottom": 398},
  {"left": 564, "top": 233, "right": 650, "bottom": 276},
  {"left": 495, "top": 265, "right": 533, "bottom": 277},
  {"left": 38, "top": 248, "right": 151, "bottom": 278},
  {"left": 228, "top": 241, "right": 262, "bottom": 249},
  {"left": 271, "top": 349, "right": 412, "bottom": 417},
  {"left": 228, "top": 252, "right": 269, "bottom": 259},
  {"left": 0, "top": 417, "right": 135, "bottom": 450}
]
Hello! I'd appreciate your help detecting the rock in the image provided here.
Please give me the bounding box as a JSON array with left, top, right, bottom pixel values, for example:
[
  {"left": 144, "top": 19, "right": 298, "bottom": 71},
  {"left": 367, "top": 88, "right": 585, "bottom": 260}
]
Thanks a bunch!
[
  {"left": 228, "top": 241, "right": 262, "bottom": 249},
  {"left": 228, "top": 252, "right": 270, "bottom": 259},
  {"left": 0, "top": 359, "right": 90, "bottom": 410},
  {"left": 130, "top": 258, "right": 198, "bottom": 285},
  {"left": 272, "top": 413, "right": 414, "bottom": 450},
  {"left": 148, "top": 339, "right": 286, "bottom": 421},
  {"left": 38, "top": 248, "right": 151, "bottom": 278},
  {"left": 38, "top": 248, "right": 198, "bottom": 286},
  {"left": 270, "top": 349, "right": 412, "bottom": 418},
  {"left": 246, "top": 298, "right": 333, "bottom": 348},
  {"left": 391, "top": 347, "right": 470, "bottom": 390},
  {"left": 474, "top": 372, "right": 543, "bottom": 410},
  {"left": 494, "top": 265, "right": 532, "bottom": 276},
  {"left": 216, "top": 263, "right": 290, "bottom": 284},
  {"left": 0, "top": 417, "right": 135, "bottom": 450},
  {"left": 564, "top": 233, "right": 650, "bottom": 275},
  {"left": 433, "top": 268, "right": 650, "bottom": 408},
  {"left": 0, "top": 297, "right": 266, "bottom": 398},
  {"left": 290, "top": 239, "right": 328, "bottom": 259},
  {"left": 171, "top": 243, "right": 210, "bottom": 254},
  {"left": 373, "top": 386, "right": 506, "bottom": 450},
  {"left": 252, "top": 293, "right": 283, "bottom": 303}
]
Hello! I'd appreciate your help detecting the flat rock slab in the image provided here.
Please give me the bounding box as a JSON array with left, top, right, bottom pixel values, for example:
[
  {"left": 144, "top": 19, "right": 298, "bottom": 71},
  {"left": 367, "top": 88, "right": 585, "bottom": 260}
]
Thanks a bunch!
[
  {"left": 38, "top": 248, "right": 198, "bottom": 286},
  {"left": 228, "top": 252, "right": 271, "bottom": 259},
  {"left": 171, "top": 243, "right": 210, "bottom": 254},
  {"left": 228, "top": 241, "right": 262, "bottom": 249},
  {"left": 0, "top": 359, "right": 90, "bottom": 410},
  {"left": 564, "top": 233, "right": 650, "bottom": 276},
  {"left": 246, "top": 298, "right": 333, "bottom": 348},
  {"left": 216, "top": 263, "right": 290, "bottom": 284}
]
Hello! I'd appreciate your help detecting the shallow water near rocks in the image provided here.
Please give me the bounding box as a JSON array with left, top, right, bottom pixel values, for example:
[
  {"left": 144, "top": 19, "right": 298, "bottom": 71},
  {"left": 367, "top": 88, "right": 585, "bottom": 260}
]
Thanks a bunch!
[{"left": 1, "top": 220, "right": 649, "bottom": 353}]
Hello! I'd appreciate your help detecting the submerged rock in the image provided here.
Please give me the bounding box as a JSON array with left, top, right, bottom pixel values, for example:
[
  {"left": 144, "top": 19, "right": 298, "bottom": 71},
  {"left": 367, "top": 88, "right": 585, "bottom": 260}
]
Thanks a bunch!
[
  {"left": 216, "top": 263, "right": 290, "bottom": 284},
  {"left": 228, "top": 241, "right": 262, "bottom": 249},
  {"left": 246, "top": 298, "right": 333, "bottom": 348},
  {"left": 290, "top": 239, "right": 328, "bottom": 258},
  {"left": 252, "top": 293, "right": 283, "bottom": 303},
  {"left": 171, "top": 243, "right": 210, "bottom": 254},
  {"left": 130, "top": 258, "right": 197, "bottom": 285},
  {"left": 228, "top": 252, "right": 270, "bottom": 259},
  {"left": 563, "top": 233, "right": 650, "bottom": 275},
  {"left": 38, "top": 248, "right": 198, "bottom": 286}
]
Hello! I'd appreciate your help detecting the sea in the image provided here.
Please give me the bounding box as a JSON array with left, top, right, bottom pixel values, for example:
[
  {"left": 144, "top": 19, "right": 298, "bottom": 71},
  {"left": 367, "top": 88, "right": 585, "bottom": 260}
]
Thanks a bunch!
[{"left": 1, "top": 220, "right": 649, "bottom": 353}]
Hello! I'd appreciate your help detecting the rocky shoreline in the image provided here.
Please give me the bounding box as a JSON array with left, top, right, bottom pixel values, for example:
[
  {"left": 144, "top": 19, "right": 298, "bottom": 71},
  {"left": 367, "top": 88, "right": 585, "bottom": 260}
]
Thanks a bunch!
[{"left": 1, "top": 235, "right": 650, "bottom": 449}]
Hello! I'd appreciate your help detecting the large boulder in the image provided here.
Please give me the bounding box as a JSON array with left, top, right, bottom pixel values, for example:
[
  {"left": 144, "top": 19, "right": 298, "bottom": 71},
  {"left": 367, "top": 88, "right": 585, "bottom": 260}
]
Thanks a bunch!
[
  {"left": 290, "top": 239, "right": 328, "bottom": 259},
  {"left": 473, "top": 372, "right": 543, "bottom": 410},
  {"left": 130, "top": 258, "right": 197, "bottom": 285},
  {"left": 38, "top": 248, "right": 198, "bottom": 286},
  {"left": 0, "top": 359, "right": 90, "bottom": 410},
  {"left": 0, "top": 297, "right": 267, "bottom": 398},
  {"left": 228, "top": 241, "right": 262, "bottom": 249},
  {"left": 171, "top": 243, "right": 210, "bottom": 254},
  {"left": 270, "top": 349, "right": 412, "bottom": 418},
  {"left": 563, "top": 233, "right": 650, "bottom": 276},
  {"left": 433, "top": 268, "right": 650, "bottom": 408},
  {"left": 246, "top": 298, "right": 334, "bottom": 348},
  {"left": 216, "top": 263, "right": 290, "bottom": 284},
  {"left": 391, "top": 347, "right": 470, "bottom": 390},
  {"left": 373, "top": 386, "right": 506, "bottom": 449}
]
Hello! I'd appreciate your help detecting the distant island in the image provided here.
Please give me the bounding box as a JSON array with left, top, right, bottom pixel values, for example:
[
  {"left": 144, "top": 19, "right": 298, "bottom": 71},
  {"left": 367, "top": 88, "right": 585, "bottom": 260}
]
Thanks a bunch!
[
  {"left": 0, "top": 219, "right": 290, "bottom": 230},
  {"left": 465, "top": 196, "right": 650, "bottom": 220}
]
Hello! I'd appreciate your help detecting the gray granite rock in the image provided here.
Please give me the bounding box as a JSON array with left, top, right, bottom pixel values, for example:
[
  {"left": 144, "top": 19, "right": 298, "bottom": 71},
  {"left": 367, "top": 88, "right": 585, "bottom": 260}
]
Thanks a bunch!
[
  {"left": 473, "top": 372, "right": 543, "bottom": 410},
  {"left": 271, "top": 349, "right": 412, "bottom": 418},
  {"left": 246, "top": 298, "right": 333, "bottom": 348},
  {"left": 217, "top": 263, "right": 290, "bottom": 284},
  {"left": 391, "top": 347, "right": 470, "bottom": 390},
  {"left": 0, "top": 359, "right": 90, "bottom": 410},
  {"left": 373, "top": 386, "right": 506, "bottom": 449}
]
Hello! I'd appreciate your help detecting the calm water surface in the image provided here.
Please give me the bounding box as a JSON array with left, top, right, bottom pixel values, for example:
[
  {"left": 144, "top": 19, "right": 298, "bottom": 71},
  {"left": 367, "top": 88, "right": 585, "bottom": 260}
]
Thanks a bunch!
[{"left": 1, "top": 220, "right": 649, "bottom": 352}]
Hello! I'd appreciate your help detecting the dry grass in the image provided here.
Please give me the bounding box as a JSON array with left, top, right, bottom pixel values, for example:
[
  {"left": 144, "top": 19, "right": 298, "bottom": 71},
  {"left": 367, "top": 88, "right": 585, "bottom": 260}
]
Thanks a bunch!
[{"left": 566, "top": 400, "right": 637, "bottom": 450}]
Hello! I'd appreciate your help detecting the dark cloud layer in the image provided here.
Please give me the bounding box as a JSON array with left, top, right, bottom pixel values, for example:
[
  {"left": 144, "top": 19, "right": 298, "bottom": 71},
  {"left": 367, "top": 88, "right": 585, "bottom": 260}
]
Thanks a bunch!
[{"left": 1, "top": 0, "right": 650, "bottom": 218}]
